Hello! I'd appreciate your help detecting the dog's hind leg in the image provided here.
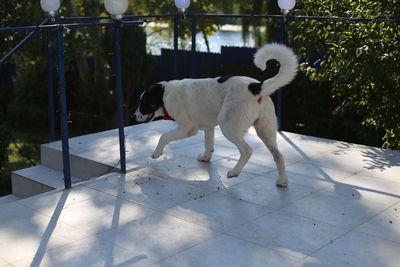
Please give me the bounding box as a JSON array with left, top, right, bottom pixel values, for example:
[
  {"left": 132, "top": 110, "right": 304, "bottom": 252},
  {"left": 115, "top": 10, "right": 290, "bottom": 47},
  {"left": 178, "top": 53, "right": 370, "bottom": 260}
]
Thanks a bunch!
[
  {"left": 253, "top": 117, "right": 288, "bottom": 187},
  {"left": 152, "top": 126, "right": 197, "bottom": 158},
  {"left": 197, "top": 128, "right": 215, "bottom": 162},
  {"left": 220, "top": 124, "right": 252, "bottom": 178}
]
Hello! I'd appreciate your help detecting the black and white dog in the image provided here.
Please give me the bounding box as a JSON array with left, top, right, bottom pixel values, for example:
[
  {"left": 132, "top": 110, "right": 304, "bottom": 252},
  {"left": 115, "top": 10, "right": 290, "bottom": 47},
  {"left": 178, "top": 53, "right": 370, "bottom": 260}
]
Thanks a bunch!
[{"left": 133, "top": 43, "right": 298, "bottom": 187}]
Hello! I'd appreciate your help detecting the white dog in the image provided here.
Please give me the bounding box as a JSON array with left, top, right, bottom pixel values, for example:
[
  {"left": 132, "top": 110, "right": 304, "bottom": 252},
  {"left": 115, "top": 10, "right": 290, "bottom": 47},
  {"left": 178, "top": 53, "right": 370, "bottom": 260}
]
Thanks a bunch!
[{"left": 133, "top": 43, "right": 298, "bottom": 187}]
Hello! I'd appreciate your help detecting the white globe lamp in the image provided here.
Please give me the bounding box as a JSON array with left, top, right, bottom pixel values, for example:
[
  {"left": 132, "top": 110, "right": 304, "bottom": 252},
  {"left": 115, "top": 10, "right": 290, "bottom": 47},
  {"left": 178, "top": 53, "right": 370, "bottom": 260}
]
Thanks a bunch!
[
  {"left": 105, "top": 0, "right": 129, "bottom": 20},
  {"left": 40, "top": 0, "right": 60, "bottom": 17},
  {"left": 278, "top": 0, "right": 296, "bottom": 15},
  {"left": 175, "top": 0, "right": 190, "bottom": 13}
]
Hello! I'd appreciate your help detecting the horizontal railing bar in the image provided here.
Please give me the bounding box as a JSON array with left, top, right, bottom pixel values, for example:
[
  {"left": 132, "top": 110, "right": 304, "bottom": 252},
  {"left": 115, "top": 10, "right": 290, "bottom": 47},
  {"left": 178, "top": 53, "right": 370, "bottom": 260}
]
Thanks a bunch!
[
  {"left": 54, "top": 14, "right": 400, "bottom": 23},
  {"left": 61, "top": 20, "right": 143, "bottom": 29},
  {"left": 0, "top": 21, "right": 143, "bottom": 33},
  {"left": 56, "top": 14, "right": 177, "bottom": 22},
  {"left": 185, "top": 13, "right": 400, "bottom": 23}
]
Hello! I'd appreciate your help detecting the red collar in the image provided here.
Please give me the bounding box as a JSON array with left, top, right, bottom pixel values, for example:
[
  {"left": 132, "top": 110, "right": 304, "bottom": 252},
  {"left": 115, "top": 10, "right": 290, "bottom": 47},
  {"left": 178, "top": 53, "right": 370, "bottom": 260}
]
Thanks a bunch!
[{"left": 162, "top": 105, "right": 175, "bottom": 121}]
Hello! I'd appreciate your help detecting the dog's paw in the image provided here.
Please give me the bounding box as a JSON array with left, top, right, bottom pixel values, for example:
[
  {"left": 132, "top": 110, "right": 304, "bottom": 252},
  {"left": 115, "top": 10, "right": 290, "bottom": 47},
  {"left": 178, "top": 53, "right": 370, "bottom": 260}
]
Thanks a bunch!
[
  {"left": 151, "top": 152, "right": 162, "bottom": 159},
  {"left": 276, "top": 179, "right": 288, "bottom": 188},
  {"left": 197, "top": 154, "right": 211, "bottom": 162},
  {"left": 227, "top": 170, "right": 240, "bottom": 178}
]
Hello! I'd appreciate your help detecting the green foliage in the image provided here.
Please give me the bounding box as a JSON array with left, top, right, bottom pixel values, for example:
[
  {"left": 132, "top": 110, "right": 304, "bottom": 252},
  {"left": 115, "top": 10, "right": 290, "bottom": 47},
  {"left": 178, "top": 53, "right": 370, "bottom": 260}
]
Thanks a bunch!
[
  {"left": 0, "top": 125, "right": 11, "bottom": 168},
  {"left": 291, "top": 0, "right": 400, "bottom": 149},
  {"left": 239, "top": 0, "right": 280, "bottom": 45}
]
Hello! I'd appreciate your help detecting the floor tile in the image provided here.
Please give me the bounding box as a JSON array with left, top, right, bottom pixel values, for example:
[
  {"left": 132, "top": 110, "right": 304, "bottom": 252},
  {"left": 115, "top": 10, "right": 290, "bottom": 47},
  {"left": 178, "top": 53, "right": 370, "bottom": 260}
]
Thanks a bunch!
[
  {"left": 282, "top": 182, "right": 400, "bottom": 230},
  {"left": 165, "top": 163, "right": 258, "bottom": 191},
  {"left": 280, "top": 161, "right": 355, "bottom": 191},
  {"left": 296, "top": 231, "right": 400, "bottom": 267},
  {"left": 0, "top": 213, "right": 89, "bottom": 263},
  {"left": 129, "top": 155, "right": 211, "bottom": 176},
  {"left": 0, "top": 202, "right": 37, "bottom": 225},
  {"left": 173, "top": 143, "right": 240, "bottom": 161},
  {"left": 87, "top": 171, "right": 213, "bottom": 211},
  {"left": 96, "top": 213, "right": 214, "bottom": 261},
  {"left": 164, "top": 192, "right": 273, "bottom": 231},
  {"left": 355, "top": 202, "right": 400, "bottom": 244},
  {"left": 341, "top": 173, "right": 400, "bottom": 197},
  {"left": 304, "top": 147, "right": 397, "bottom": 174},
  {"left": 220, "top": 175, "right": 313, "bottom": 208},
  {"left": 84, "top": 169, "right": 160, "bottom": 194},
  {"left": 152, "top": 234, "right": 298, "bottom": 267},
  {"left": 359, "top": 154, "right": 400, "bottom": 180},
  {"left": 214, "top": 156, "right": 276, "bottom": 175},
  {"left": 279, "top": 134, "right": 357, "bottom": 153},
  {"left": 17, "top": 185, "right": 110, "bottom": 216},
  {"left": 13, "top": 236, "right": 154, "bottom": 267},
  {"left": 43, "top": 194, "right": 157, "bottom": 235},
  {"left": 228, "top": 210, "right": 346, "bottom": 259}
]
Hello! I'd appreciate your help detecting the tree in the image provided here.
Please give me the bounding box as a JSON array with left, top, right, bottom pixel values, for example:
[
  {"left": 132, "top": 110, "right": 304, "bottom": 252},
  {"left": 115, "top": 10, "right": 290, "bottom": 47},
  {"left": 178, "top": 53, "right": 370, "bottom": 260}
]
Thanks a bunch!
[{"left": 291, "top": 0, "right": 400, "bottom": 149}]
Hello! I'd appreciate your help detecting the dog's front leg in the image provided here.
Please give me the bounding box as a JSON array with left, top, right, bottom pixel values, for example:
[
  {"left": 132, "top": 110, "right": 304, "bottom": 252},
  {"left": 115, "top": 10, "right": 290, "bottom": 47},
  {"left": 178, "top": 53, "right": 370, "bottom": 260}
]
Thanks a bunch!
[
  {"left": 152, "top": 127, "right": 197, "bottom": 158},
  {"left": 219, "top": 124, "right": 252, "bottom": 178},
  {"left": 197, "top": 128, "right": 214, "bottom": 162}
]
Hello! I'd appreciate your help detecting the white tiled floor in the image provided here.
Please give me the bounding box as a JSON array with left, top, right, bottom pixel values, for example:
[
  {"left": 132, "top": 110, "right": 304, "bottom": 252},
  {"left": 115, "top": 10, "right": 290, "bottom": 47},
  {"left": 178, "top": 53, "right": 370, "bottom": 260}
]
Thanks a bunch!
[{"left": 1, "top": 121, "right": 400, "bottom": 266}]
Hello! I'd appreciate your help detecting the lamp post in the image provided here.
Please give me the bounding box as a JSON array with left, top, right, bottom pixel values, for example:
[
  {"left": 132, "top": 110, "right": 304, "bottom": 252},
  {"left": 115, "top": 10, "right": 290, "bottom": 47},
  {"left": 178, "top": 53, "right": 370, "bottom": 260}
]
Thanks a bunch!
[
  {"left": 104, "top": 0, "right": 129, "bottom": 174},
  {"left": 40, "top": 0, "right": 60, "bottom": 18},
  {"left": 41, "top": 0, "right": 72, "bottom": 189},
  {"left": 173, "top": 1, "right": 190, "bottom": 79},
  {"left": 276, "top": 0, "right": 295, "bottom": 131},
  {"left": 40, "top": 0, "right": 58, "bottom": 142}
]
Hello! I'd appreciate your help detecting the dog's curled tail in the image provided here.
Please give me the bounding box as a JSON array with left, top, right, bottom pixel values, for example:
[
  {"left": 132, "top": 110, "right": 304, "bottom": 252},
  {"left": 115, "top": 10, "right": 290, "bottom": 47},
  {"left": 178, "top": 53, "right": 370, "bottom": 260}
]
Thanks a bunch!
[{"left": 253, "top": 43, "right": 298, "bottom": 96}]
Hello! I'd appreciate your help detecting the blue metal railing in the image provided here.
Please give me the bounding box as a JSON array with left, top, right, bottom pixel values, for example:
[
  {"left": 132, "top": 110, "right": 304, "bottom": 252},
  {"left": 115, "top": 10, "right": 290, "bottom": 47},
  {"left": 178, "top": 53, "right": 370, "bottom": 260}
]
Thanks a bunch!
[
  {"left": 1, "top": 19, "right": 143, "bottom": 189},
  {"left": 1, "top": 13, "right": 399, "bottom": 190}
]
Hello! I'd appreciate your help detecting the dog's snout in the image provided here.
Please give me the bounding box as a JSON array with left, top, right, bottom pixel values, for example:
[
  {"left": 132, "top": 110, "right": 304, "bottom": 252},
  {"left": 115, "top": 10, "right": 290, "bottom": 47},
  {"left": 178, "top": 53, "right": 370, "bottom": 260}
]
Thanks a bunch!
[{"left": 132, "top": 109, "right": 147, "bottom": 123}]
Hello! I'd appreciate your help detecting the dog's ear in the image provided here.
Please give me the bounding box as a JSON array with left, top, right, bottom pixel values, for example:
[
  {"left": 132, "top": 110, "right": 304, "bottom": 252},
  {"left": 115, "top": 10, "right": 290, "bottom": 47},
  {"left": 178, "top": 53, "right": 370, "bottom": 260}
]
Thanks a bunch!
[
  {"left": 140, "top": 83, "right": 165, "bottom": 112},
  {"left": 149, "top": 83, "right": 165, "bottom": 95},
  {"left": 148, "top": 83, "right": 165, "bottom": 104}
]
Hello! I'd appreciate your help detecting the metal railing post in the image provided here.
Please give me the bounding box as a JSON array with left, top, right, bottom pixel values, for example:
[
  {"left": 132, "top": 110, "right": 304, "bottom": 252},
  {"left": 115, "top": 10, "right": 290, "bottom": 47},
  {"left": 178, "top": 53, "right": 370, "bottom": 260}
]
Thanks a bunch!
[
  {"left": 277, "top": 16, "right": 285, "bottom": 131},
  {"left": 56, "top": 25, "right": 72, "bottom": 189},
  {"left": 173, "top": 15, "right": 179, "bottom": 79},
  {"left": 190, "top": 16, "right": 197, "bottom": 78},
  {"left": 113, "top": 20, "right": 126, "bottom": 174},
  {"left": 47, "top": 28, "right": 56, "bottom": 142}
]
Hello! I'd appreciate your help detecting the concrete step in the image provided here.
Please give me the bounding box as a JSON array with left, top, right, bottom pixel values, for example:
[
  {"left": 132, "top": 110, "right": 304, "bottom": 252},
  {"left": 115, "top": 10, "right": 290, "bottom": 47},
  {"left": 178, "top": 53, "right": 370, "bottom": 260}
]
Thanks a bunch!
[
  {"left": 10, "top": 121, "right": 178, "bottom": 199},
  {"left": 39, "top": 121, "right": 180, "bottom": 179},
  {"left": 0, "top": 194, "right": 21, "bottom": 206},
  {"left": 11, "top": 165, "right": 82, "bottom": 198},
  {"left": 41, "top": 143, "right": 119, "bottom": 179}
]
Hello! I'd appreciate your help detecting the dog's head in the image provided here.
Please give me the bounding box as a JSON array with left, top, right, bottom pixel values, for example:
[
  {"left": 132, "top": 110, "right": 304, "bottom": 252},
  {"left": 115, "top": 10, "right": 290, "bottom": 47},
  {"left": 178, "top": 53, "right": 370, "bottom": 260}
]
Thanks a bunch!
[{"left": 133, "top": 83, "right": 165, "bottom": 123}]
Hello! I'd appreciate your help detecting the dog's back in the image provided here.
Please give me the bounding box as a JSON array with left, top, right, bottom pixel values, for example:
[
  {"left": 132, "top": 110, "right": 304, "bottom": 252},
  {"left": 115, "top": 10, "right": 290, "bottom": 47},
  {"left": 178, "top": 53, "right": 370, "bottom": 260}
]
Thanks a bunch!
[{"left": 162, "top": 76, "right": 263, "bottom": 130}]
